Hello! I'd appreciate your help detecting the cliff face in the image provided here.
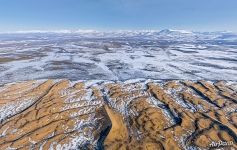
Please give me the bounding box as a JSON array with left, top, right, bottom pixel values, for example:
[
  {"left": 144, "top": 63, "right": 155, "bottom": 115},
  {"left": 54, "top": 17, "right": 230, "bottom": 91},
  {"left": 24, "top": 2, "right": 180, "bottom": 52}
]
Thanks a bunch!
[{"left": 0, "top": 79, "right": 236, "bottom": 150}]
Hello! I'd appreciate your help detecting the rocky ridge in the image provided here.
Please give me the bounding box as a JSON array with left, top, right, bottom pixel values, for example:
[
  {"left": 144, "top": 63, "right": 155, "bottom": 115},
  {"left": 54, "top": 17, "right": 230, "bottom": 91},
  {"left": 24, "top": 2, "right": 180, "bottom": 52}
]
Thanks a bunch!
[{"left": 0, "top": 79, "right": 236, "bottom": 150}]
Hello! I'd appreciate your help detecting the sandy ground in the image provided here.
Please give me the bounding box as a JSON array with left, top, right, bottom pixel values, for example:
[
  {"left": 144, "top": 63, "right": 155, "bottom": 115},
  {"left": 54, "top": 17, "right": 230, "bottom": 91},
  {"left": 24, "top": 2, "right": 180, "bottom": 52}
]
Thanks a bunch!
[{"left": 0, "top": 79, "right": 236, "bottom": 149}]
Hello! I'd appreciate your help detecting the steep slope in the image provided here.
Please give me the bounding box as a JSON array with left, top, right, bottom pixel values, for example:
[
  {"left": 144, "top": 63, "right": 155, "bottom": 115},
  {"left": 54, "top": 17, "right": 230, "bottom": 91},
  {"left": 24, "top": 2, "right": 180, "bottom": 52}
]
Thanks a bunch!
[{"left": 0, "top": 79, "right": 236, "bottom": 149}]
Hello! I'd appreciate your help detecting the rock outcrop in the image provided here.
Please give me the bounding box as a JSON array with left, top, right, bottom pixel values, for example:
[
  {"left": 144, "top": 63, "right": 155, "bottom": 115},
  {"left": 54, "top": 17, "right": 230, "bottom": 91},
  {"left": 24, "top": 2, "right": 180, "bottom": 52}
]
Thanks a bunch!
[{"left": 0, "top": 79, "right": 236, "bottom": 149}]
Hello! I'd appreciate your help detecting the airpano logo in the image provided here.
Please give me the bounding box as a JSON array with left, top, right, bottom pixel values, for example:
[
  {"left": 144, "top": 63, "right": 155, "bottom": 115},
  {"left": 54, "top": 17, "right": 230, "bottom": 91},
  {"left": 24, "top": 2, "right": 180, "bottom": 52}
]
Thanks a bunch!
[{"left": 209, "top": 140, "right": 234, "bottom": 148}]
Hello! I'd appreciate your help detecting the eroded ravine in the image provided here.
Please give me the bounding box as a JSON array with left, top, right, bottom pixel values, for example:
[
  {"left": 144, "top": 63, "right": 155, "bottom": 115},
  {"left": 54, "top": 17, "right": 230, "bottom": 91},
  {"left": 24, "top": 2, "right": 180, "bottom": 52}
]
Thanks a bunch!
[{"left": 0, "top": 79, "right": 236, "bottom": 149}]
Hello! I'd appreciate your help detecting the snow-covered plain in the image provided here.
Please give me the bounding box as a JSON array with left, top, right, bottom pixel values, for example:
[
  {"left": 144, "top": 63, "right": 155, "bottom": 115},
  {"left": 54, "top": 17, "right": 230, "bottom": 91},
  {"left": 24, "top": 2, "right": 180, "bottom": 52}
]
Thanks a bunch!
[{"left": 0, "top": 29, "right": 237, "bottom": 84}]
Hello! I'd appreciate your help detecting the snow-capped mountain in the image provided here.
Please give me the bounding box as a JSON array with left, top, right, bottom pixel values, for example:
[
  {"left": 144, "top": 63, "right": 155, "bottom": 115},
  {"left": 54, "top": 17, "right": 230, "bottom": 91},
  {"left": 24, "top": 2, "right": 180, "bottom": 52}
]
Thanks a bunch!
[{"left": 1, "top": 29, "right": 236, "bottom": 40}]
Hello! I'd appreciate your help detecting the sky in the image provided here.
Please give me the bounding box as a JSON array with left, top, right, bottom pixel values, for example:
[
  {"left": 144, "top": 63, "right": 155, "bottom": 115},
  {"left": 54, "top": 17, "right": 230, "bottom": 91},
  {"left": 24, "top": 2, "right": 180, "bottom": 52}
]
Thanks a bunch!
[{"left": 0, "top": 0, "right": 237, "bottom": 32}]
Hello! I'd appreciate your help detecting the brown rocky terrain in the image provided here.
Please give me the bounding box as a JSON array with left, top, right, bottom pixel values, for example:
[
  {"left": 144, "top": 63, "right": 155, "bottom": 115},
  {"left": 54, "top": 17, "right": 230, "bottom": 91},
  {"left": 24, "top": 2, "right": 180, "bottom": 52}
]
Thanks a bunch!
[{"left": 0, "top": 79, "right": 236, "bottom": 150}]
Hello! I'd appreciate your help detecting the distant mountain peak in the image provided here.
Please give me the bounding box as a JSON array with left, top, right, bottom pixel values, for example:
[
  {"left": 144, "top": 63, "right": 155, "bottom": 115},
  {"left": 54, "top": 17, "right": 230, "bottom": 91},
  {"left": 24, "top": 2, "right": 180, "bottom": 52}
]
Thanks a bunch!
[{"left": 159, "top": 29, "right": 193, "bottom": 34}]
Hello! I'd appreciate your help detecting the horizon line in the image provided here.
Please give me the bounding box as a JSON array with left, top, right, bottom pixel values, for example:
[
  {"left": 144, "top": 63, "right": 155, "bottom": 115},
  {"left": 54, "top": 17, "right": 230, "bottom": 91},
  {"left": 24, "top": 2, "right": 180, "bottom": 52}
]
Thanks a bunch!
[{"left": 0, "top": 29, "right": 236, "bottom": 34}]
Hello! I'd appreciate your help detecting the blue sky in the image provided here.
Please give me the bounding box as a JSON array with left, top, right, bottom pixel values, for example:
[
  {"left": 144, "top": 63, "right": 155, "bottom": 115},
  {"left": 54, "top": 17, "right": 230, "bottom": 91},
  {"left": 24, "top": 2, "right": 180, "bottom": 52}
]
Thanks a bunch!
[{"left": 0, "top": 0, "right": 237, "bottom": 32}]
